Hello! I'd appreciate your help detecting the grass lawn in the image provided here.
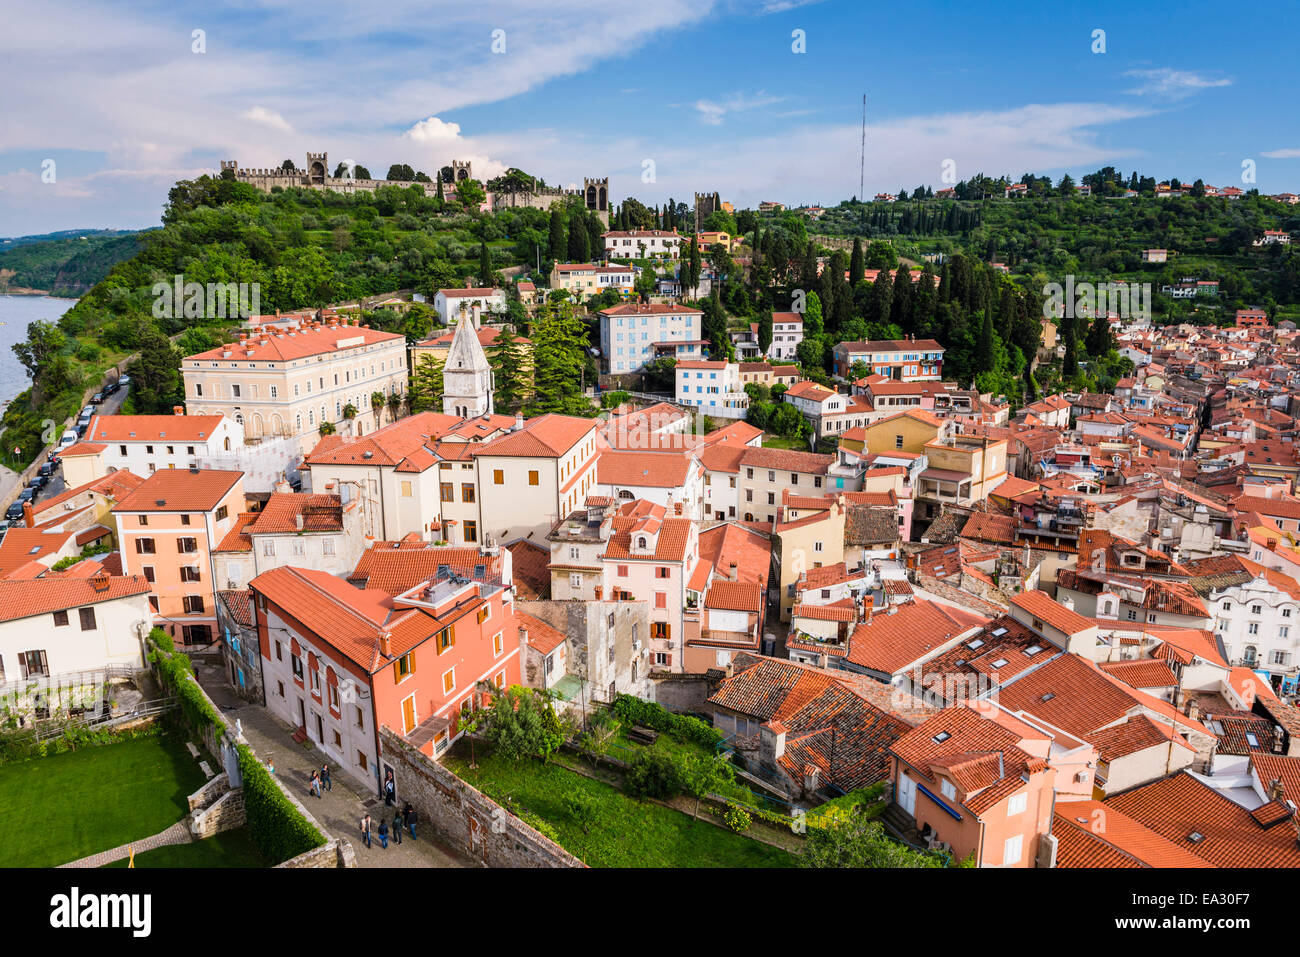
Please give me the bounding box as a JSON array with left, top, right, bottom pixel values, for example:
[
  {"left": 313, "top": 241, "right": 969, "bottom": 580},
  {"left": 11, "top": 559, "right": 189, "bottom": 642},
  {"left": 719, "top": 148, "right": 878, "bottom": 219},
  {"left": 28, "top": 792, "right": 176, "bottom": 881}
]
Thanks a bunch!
[
  {"left": 760, "top": 434, "right": 812, "bottom": 451},
  {"left": 445, "top": 746, "right": 797, "bottom": 868},
  {"left": 0, "top": 733, "right": 208, "bottom": 867},
  {"left": 102, "top": 829, "right": 266, "bottom": 869}
]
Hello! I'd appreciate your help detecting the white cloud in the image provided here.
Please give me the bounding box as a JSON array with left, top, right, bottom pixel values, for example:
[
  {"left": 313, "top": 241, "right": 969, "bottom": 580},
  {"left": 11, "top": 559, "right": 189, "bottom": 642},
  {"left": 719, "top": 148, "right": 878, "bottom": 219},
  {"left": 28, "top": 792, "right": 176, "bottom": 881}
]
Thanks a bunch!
[
  {"left": 242, "top": 106, "right": 293, "bottom": 133},
  {"left": 693, "top": 91, "right": 788, "bottom": 125},
  {"left": 405, "top": 117, "right": 463, "bottom": 143},
  {"left": 1123, "top": 68, "right": 1233, "bottom": 99},
  {"left": 1262, "top": 148, "right": 1300, "bottom": 159},
  {"left": 758, "top": 0, "right": 826, "bottom": 12}
]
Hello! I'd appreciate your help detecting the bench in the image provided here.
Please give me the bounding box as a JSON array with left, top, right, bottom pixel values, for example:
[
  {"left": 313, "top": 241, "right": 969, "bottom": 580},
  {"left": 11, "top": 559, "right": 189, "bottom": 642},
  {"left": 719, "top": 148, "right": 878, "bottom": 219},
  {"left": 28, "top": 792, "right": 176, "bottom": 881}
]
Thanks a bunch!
[{"left": 627, "top": 725, "right": 659, "bottom": 745}]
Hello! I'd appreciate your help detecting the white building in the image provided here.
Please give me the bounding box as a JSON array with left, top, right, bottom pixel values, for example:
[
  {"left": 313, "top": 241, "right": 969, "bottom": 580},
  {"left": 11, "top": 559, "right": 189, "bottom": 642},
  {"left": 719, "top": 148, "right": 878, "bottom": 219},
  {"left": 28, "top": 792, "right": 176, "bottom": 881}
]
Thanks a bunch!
[
  {"left": 441, "top": 308, "right": 495, "bottom": 419},
  {"left": 674, "top": 361, "right": 749, "bottom": 419},
  {"left": 64, "top": 414, "right": 243, "bottom": 487},
  {"left": 768, "top": 312, "right": 804, "bottom": 361},
  {"left": 433, "top": 287, "right": 507, "bottom": 325},
  {"left": 600, "top": 302, "right": 705, "bottom": 374},
  {"left": 551, "top": 263, "right": 636, "bottom": 298},
  {"left": 603, "top": 229, "right": 682, "bottom": 260},
  {"left": 1209, "top": 567, "right": 1300, "bottom": 682}
]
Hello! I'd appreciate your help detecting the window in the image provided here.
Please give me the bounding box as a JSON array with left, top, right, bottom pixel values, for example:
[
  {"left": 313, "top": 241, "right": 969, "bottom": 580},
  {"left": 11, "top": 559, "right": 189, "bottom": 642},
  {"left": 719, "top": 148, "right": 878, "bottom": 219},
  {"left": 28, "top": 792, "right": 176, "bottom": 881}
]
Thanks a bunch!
[
  {"left": 1007, "top": 793, "right": 1027, "bottom": 816},
  {"left": 355, "top": 705, "right": 365, "bottom": 729},
  {"left": 1002, "top": 834, "right": 1023, "bottom": 867},
  {"left": 216, "top": 505, "right": 228, "bottom": 522},
  {"left": 277, "top": 680, "right": 285, "bottom": 698},
  {"left": 464, "top": 520, "right": 478, "bottom": 543},
  {"left": 263, "top": 541, "right": 275, "bottom": 557},
  {"left": 323, "top": 538, "right": 335, "bottom": 556},
  {"left": 442, "top": 668, "right": 456, "bottom": 694},
  {"left": 477, "top": 605, "right": 491, "bottom": 625},
  {"left": 493, "top": 632, "right": 503, "bottom": 657},
  {"left": 291, "top": 653, "right": 304, "bottom": 680},
  {"left": 231, "top": 384, "right": 241, "bottom": 398},
  {"left": 440, "top": 482, "right": 454, "bottom": 502},
  {"left": 183, "top": 595, "right": 205, "bottom": 614},
  {"left": 1249, "top": 622, "right": 1260, "bottom": 635},
  {"left": 461, "top": 483, "right": 475, "bottom": 503},
  {"left": 655, "top": 591, "right": 667, "bottom": 609},
  {"left": 139, "top": 515, "right": 149, "bottom": 527},
  {"left": 656, "top": 566, "right": 671, "bottom": 579},
  {"left": 941, "top": 779, "right": 956, "bottom": 800},
  {"left": 493, "top": 469, "right": 504, "bottom": 485},
  {"left": 275, "top": 641, "right": 282, "bottom": 661},
  {"left": 180, "top": 566, "right": 201, "bottom": 582},
  {"left": 395, "top": 651, "right": 416, "bottom": 681},
  {"left": 19, "top": 650, "right": 48, "bottom": 679},
  {"left": 528, "top": 470, "right": 539, "bottom": 486},
  {"left": 292, "top": 540, "right": 305, "bottom": 557},
  {"left": 135, "top": 538, "right": 155, "bottom": 554},
  {"left": 617, "top": 564, "right": 628, "bottom": 577},
  {"left": 53, "top": 610, "right": 69, "bottom": 627},
  {"left": 436, "top": 626, "right": 456, "bottom": 654},
  {"left": 177, "top": 537, "right": 197, "bottom": 553}
]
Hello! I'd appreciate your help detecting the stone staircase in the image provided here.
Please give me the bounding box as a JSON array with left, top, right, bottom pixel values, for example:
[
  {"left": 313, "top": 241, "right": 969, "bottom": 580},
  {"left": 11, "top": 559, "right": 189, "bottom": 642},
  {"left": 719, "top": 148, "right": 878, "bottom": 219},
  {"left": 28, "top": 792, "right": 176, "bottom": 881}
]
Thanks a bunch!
[{"left": 879, "top": 802, "right": 926, "bottom": 848}]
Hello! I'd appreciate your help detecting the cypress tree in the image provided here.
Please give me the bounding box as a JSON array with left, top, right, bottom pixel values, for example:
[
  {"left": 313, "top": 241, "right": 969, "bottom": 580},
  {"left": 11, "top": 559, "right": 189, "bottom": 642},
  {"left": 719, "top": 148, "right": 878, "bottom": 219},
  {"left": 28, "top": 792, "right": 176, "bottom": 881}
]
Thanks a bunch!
[
  {"left": 547, "top": 210, "right": 566, "bottom": 262},
  {"left": 479, "top": 242, "right": 493, "bottom": 285},
  {"left": 849, "top": 238, "right": 865, "bottom": 286},
  {"left": 568, "top": 217, "right": 590, "bottom": 262}
]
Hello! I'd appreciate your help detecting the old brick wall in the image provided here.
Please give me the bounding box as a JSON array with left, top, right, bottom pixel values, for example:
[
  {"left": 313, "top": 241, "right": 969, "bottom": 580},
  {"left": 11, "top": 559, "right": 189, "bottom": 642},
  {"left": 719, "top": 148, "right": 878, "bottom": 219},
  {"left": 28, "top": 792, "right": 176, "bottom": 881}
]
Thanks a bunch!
[
  {"left": 379, "top": 727, "right": 585, "bottom": 868},
  {"left": 650, "top": 672, "right": 718, "bottom": 713},
  {"left": 187, "top": 772, "right": 231, "bottom": 812},
  {"left": 189, "top": 788, "right": 247, "bottom": 839}
]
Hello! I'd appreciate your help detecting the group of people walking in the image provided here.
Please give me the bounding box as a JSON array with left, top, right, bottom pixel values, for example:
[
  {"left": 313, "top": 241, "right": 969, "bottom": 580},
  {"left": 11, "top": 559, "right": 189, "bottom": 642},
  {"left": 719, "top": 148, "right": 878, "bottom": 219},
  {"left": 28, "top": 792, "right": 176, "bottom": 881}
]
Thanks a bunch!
[{"left": 359, "top": 802, "right": 417, "bottom": 849}]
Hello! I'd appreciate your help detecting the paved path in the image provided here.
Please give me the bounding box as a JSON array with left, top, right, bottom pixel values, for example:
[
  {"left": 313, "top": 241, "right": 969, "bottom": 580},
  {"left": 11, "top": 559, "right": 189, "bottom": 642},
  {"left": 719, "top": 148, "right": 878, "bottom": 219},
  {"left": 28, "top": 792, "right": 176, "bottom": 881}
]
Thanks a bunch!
[
  {"left": 59, "top": 821, "right": 194, "bottom": 868},
  {"left": 195, "top": 662, "right": 469, "bottom": 869}
]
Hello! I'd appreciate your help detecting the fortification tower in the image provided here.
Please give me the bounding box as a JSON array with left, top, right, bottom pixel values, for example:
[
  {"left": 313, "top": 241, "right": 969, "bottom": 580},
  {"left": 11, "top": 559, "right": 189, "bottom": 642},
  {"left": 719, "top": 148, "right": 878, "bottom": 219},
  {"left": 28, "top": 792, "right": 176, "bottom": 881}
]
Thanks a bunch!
[
  {"left": 305, "top": 152, "right": 328, "bottom": 184},
  {"left": 452, "top": 159, "right": 473, "bottom": 182},
  {"left": 583, "top": 177, "right": 609, "bottom": 212}
]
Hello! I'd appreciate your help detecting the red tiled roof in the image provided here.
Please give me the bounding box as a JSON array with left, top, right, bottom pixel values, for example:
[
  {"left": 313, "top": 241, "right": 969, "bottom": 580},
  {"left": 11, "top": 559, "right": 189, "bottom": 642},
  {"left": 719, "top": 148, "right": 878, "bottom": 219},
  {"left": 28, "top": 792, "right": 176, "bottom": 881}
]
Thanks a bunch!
[
  {"left": 86, "top": 414, "right": 227, "bottom": 443},
  {"left": 1011, "top": 589, "right": 1094, "bottom": 636},
  {"left": 1053, "top": 800, "right": 1212, "bottom": 868},
  {"left": 845, "top": 599, "right": 988, "bottom": 675},
  {"left": 1109, "top": 771, "right": 1300, "bottom": 868},
  {"left": 113, "top": 469, "right": 242, "bottom": 513},
  {"left": 474, "top": 414, "right": 597, "bottom": 458},
  {"left": 349, "top": 544, "right": 504, "bottom": 596},
  {"left": 705, "top": 580, "right": 762, "bottom": 613},
  {"left": 518, "top": 611, "right": 565, "bottom": 654},
  {"left": 31, "top": 470, "right": 144, "bottom": 522},
  {"left": 247, "top": 494, "right": 344, "bottom": 535},
  {"left": 186, "top": 324, "right": 403, "bottom": 362},
  {"left": 505, "top": 539, "right": 551, "bottom": 599},
  {"left": 0, "top": 573, "right": 150, "bottom": 623},
  {"left": 58, "top": 442, "right": 106, "bottom": 457},
  {"left": 598, "top": 450, "right": 692, "bottom": 488},
  {"left": 739, "top": 446, "right": 834, "bottom": 475},
  {"left": 1089, "top": 715, "right": 1194, "bottom": 762},
  {"left": 1097, "top": 659, "right": 1178, "bottom": 689},
  {"left": 214, "top": 513, "right": 256, "bottom": 553}
]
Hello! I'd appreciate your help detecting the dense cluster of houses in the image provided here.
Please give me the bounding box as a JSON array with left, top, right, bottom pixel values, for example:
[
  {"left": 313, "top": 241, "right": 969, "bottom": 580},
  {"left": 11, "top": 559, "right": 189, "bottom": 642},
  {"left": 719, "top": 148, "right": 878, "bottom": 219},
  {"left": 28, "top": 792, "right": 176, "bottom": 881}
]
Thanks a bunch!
[{"left": 12, "top": 278, "right": 1300, "bottom": 869}]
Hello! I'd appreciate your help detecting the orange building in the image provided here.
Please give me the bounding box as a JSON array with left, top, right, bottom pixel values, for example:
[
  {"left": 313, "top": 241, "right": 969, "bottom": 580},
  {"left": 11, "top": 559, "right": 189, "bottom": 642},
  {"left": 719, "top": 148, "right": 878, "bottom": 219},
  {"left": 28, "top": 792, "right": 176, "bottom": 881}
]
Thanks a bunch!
[
  {"left": 251, "top": 564, "right": 522, "bottom": 789},
  {"left": 113, "top": 468, "right": 246, "bottom": 644}
]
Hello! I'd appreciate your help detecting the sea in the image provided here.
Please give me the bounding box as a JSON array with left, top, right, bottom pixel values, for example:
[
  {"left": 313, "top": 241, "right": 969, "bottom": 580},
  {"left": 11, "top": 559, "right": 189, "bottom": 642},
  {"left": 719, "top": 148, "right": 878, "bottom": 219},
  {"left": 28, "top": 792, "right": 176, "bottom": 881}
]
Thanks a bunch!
[{"left": 0, "top": 294, "right": 78, "bottom": 408}]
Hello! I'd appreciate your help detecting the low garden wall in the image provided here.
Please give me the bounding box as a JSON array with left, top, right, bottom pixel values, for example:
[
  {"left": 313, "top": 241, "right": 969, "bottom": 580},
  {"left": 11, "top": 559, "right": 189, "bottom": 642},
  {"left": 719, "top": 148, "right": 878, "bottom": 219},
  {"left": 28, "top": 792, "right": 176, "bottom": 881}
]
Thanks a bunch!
[{"left": 379, "top": 727, "right": 585, "bottom": 868}]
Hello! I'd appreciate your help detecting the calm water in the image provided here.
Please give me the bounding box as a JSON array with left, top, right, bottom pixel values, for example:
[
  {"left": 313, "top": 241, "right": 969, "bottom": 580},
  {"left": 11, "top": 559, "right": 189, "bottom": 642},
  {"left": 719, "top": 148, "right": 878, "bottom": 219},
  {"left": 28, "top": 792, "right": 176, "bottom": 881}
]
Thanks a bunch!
[{"left": 0, "top": 295, "right": 77, "bottom": 406}]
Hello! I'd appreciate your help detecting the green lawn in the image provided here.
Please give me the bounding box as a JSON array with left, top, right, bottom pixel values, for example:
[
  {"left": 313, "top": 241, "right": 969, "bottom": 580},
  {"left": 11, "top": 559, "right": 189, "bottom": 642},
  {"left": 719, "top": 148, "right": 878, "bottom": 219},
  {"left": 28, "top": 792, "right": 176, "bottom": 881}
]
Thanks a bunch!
[
  {"left": 445, "top": 746, "right": 797, "bottom": 868},
  {"left": 103, "top": 829, "right": 266, "bottom": 868},
  {"left": 0, "top": 733, "right": 208, "bottom": 867}
]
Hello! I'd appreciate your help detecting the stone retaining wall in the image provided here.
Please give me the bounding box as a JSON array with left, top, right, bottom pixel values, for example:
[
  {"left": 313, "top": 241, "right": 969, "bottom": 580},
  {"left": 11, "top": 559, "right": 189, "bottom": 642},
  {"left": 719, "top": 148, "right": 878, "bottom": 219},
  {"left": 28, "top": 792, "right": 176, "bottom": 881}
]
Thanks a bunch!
[
  {"left": 189, "top": 788, "right": 246, "bottom": 839},
  {"left": 187, "top": 771, "right": 231, "bottom": 812},
  {"left": 379, "top": 727, "right": 585, "bottom": 868}
]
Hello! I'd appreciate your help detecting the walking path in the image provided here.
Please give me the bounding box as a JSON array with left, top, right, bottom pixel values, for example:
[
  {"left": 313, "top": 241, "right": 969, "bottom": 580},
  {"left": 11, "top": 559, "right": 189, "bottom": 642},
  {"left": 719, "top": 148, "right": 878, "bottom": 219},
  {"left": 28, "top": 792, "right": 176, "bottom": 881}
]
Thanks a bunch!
[
  {"left": 195, "top": 661, "right": 469, "bottom": 869},
  {"left": 59, "top": 821, "right": 193, "bottom": 868}
]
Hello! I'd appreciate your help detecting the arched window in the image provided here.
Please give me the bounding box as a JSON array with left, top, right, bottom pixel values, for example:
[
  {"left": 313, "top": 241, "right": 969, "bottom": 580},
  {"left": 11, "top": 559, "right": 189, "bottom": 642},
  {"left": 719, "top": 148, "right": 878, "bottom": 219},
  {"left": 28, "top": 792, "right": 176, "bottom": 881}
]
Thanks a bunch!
[
  {"left": 1244, "top": 645, "right": 1258, "bottom": 665},
  {"left": 1102, "top": 599, "right": 1114, "bottom": 616},
  {"left": 224, "top": 437, "right": 231, "bottom": 451},
  {"left": 637, "top": 536, "right": 647, "bottom": 549}
]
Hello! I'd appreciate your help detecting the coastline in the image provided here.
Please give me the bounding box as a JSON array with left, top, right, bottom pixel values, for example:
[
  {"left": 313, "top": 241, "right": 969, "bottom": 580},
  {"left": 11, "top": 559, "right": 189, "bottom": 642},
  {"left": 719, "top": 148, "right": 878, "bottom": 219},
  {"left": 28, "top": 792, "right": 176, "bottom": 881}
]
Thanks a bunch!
[{"left": 0, "top": 288, "right": 81, "bottom": 300}]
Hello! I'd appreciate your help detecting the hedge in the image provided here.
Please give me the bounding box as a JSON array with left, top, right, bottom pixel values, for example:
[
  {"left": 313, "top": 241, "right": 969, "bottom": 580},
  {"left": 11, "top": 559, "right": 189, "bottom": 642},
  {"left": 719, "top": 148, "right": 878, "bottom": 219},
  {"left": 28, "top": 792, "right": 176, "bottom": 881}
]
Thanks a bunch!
[
  {"left": 147, "top": 629, "right": 226, "bottom": 741},
  {"left": 236, "top": 743, "right": 325, "bottom": 864},
  {"left": 610, "top": 694, "right": 721, "bottom": 749}
]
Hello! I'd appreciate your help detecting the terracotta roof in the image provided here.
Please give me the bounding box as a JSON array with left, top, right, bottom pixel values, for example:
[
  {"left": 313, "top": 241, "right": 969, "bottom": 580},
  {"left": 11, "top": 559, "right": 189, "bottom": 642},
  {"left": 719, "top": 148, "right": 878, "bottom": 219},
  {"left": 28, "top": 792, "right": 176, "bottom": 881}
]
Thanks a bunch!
[
  {"left": 113, "top": 468, "right": 242, "bottom": 513},
  {"left": 505, "top": 539, "right": 550, "bottom": 599},
  {"left": 31, "top": 470, "right": 144, "bottom": 522},
  {"left": 960, "top": 512, "right": 1016, "bottom": 545},
  {"left": 247, "top": 494, "right": 344, "bottom": 535},
  {"left": 349, "top": 544, "right": 504, "bottom": 596},
  {"left": 696, "top": 522, "right": 771, "bottom": 587},
  {"left": 186, "top": 324, "right": 403, "bottom": 362},
  {"left": 306, "top": 411, "right": 482, "bottom": 468},
  {"left": 1109, "top": 771, "right": 1300, "bottom": 868},
  {"left": 213, "top": 513, "right": 256, "bottom": 553},
  {"left": 704, "top": 580, "right": 763, "bottom": 613},
  {"left": 1053, "top": 801, "right": 1212, "bottom": 868},
  {"left": 518, "top": 611, "right": 565, "bottom": 654},
  {"left": 792, "top": 602, "right": 857, "bottom": 622},
  {"left": 218, "top": 589, "right": 255, "bottom": 627},
  {"left": 57, "top": 442, "right": 106, "bottom": 457},
  {"left": 1096, "top": 659, "right": 1178, "bottom": 689},
  {"left": 1089, "top": 715, "right": 1194, "bottom": 763},
  {"left": 845, "top": 599, "right": 988, "bottom": 675},
  {"left": 598, "top": 450, "right": 692, "bottom": 488},
  {"left": 474, "top": 414, "right": 597, "bottom": 458},
  {"left": 0, "top": 573, "right": 151, "bottom": 623},
  {"left": 86, "top": 414, "right": 228, "bottom": 444},
  {"left": 0, "top": 528, "right": 77, "bottom": 578},
  {"left": 603, "top": 501, "right": 692, "bottom": 563},
  {"left": 739, "top": 446, "right": 834, "bottom": 475},
  {"left": 1011, "top": 589, "right": 1094, "bottom": 636}
]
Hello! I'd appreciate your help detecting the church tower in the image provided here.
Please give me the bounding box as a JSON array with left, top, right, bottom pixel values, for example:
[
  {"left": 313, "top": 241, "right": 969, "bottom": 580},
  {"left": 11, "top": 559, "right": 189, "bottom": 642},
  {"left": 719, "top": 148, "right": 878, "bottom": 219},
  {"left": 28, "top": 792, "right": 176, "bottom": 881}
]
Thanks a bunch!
[{"left": 442, "top": 304, "right": 494, "bottom": 419}]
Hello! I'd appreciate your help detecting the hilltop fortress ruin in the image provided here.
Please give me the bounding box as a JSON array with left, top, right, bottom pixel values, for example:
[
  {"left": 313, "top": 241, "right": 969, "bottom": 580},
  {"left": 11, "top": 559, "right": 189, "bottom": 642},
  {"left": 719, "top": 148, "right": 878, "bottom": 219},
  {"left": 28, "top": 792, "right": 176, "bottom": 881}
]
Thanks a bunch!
[{"left": 221, "top": 154, "right": 610, "bottom": 223}]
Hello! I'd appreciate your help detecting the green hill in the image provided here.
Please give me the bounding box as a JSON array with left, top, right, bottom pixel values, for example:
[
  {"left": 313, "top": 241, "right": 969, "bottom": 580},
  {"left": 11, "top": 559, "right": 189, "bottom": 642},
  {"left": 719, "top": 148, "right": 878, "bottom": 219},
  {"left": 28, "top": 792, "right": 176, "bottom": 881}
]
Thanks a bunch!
[
  {"left": 1, "top": 173, "right": 594, "bottom": 467},
  {"left": 0, "top": 231, "right": 145, "bottom": 295}
]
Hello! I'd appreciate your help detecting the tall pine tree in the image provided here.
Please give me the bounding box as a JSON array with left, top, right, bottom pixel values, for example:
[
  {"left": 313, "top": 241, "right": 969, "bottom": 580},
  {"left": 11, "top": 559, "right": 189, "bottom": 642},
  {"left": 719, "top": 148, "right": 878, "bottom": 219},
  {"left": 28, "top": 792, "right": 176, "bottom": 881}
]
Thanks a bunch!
[
  {"left": 491, "top": 327, "right": 530, "bottom": 413},
  {"left": 527, "top": 299, "right": 590, "bottom": 416}
]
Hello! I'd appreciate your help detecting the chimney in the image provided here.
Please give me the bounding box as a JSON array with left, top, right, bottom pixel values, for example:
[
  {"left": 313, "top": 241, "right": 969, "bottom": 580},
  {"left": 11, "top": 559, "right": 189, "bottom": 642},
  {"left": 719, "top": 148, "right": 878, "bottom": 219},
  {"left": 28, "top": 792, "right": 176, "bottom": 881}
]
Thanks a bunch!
[
  {"left": 173, "top": 405, "right": 184, "bottom": 416},
  {"left": 22, "top": 501, "right": 33, "bottom": 528},
  {"left": 1270, "top": 778, "right": 1285, "bottom": 802},
  {"left": 760, "top": 720, "right": 786, "bottom": 763},
  {"left": 91, "top": 570, "right": 110, "bottom": 593},
  {"left": 514, "top": 413, "right": 524, "bottom": 432},
  {"left": 379, "top": 630, "right": 392, "bottom": 658},
  {"left": 1186, "top": 699, "right": 1200, "bottom": 722},
  {"left": 724, "top": 659, "right": 735, "bottom": 678},
  {"left": 728, "top": 561, "right": 738, "bottom": 581},
  {"left": 1059, "top": 595, "right": 1075, "bottom": 612}
]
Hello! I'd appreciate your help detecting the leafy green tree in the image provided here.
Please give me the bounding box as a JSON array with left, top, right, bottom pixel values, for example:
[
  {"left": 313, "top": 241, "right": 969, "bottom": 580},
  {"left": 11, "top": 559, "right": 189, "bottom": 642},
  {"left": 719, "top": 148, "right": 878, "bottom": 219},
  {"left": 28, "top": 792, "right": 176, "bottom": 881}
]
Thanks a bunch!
[
  {"left": 456, "top": 179, "right": 486, "bottom": 210},
  {"left": 681, "top": 754, "right": 735, "bottom": 823},
  {"left": 802, "top": 815, "right": 946, "bottom": 868},
  {"left": 864, "top": 240, "right": 898, "bottom": 271},
  {"left": 483, "top": 686, "right": 568, "bottom": 763},
  {"left": 491, "top": 327, "right": 530, "bottom": 413},
  {"left": 130, "top": 322, "right": 183, "bottom": 414},
  {"left": 1085, "top": 313, "right": 1114, "bottom": 358},
  {"left": 408, "top": 354, "right": 444, "bottom": 413},
  {"left": 547, "top": 210, "right": 567, "bottom": 262},
  {"left": 479, "top": 242, "right": 493, "bottom": 285},
  {"left": 386, "top": 163, "right": 416, "bottom": 181},
  {"left": 526, "top": 299, "right": 591, "bottom": 416}
]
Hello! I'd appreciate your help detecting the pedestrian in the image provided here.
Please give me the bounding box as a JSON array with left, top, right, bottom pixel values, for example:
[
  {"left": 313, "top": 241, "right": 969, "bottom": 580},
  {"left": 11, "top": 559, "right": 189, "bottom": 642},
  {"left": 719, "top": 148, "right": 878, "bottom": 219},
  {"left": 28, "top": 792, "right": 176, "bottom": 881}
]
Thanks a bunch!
[
  {"left": 309, "top": 770, "right": 322, "bottom": 799},
  {"left": 321, "top": 763, "right": 332, "bottom": 792},
  {"left": 392, "top": 808, "right": 403, "bottom": 845},
  {"left": 403, "top": 802, "right": 417, "bottom": 840},
  {"left": 384, "top": 770, "right": 396, "bottom": 806},
  {"left": 377, "top": 818, "right": 389, "bottom": 849},
  {"left": 360, "top": 813, "right": 371, "bottom": 849}
]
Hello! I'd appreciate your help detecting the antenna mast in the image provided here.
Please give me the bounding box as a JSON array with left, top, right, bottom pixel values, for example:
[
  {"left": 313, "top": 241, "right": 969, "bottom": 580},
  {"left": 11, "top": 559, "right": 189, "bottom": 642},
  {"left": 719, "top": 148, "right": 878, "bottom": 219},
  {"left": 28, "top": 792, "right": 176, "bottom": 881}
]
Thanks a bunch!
[{"left": 859, "top": 94, "right": 866, "bottom": 201}]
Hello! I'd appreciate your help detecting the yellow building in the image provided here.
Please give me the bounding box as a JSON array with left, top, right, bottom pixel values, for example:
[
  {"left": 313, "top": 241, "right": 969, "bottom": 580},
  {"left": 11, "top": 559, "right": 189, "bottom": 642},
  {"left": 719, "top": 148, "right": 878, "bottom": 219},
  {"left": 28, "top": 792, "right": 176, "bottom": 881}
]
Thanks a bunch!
[
  {"left": 773, "top": 499, "right": 846, "bottom": 622},
  {"left": 856, "top": 410, "right": 950, "bottom": 456},
  {"left": 917, "top": 436, "right": 1009, "bottom": 518}
]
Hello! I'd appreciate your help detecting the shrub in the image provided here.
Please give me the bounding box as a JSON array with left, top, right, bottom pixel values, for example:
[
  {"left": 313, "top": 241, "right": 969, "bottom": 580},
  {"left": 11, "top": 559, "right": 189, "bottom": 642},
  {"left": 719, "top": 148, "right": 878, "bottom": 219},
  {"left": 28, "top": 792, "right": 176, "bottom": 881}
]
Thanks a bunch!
[
  {"left": 516, "top": 808, "right": 560, "bottom": 843},
  {"left": 147, "top": 629, "right": 225, "bottom": 740},
  {"left": 623, "top": 751, "right": 684, "bottom": 800},
  {"left": 723, "top": 804, "right": 752, "bottom": 833},
  {"left": 610, "top": 694, "right": 721, "bottom": 749},
  {"left": 236, "top": 744, "right": 325, "bottom": 863},
  {"left": 563, "top": 793, "right": 599, "bottom": 834}
]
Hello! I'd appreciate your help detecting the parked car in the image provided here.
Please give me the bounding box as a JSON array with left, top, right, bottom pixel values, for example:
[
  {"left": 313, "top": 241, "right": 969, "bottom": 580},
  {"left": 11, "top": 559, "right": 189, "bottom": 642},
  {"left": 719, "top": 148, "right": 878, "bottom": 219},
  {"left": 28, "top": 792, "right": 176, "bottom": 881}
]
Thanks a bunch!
[
  {"left": 4, "top": 503, "right": 22, "bottom": 521},
  {"left": 57, "top": 430, "right": 78, "bottom": 451},
  {"left": 16, "top": 488, "right": 34, "bottom": 504},
  {"left": 103, "top": 381, "right": 119, "bottom": 396},
  {"left": 27, "top": 477, "right": 44, "bottom": 492},
  {"left": 118, "top": 375, "right": 132, "bottom": 388},
  {"left": 90, "top": 392, "right": 104, "bottom": 404},
  {"left": 37, "top": 461, "right": 54, "bottom": 478}
]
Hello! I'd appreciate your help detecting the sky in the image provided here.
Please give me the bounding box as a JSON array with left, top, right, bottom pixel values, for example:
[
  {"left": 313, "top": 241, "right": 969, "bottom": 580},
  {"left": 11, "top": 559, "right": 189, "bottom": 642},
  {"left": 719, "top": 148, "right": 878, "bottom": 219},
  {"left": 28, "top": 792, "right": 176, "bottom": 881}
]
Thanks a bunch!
[{"left": 3, "top": 0, "right": 1299, "bottom": 236}]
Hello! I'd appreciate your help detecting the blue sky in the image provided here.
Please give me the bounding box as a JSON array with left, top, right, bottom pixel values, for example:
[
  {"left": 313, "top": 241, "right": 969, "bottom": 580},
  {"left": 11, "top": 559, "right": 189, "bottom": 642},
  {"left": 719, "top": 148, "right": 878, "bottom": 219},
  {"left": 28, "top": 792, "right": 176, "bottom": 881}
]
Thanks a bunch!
[{"left": 3, "top": 0, "right": 1298, "bottom": 235}]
